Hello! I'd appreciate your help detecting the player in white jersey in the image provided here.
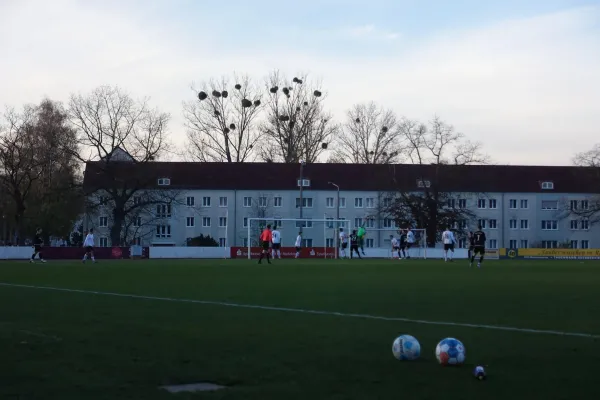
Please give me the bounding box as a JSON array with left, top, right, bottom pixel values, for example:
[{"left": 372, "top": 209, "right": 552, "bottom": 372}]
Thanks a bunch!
[
  {"left": 390, "top": 235, "right": 400, "bottom": 259},
  {"left": 405, "top": 228, "right": 416, "bottom": 259},
  {"left": 339, "top": 228, "right": 348, "bottom": 258},
  {"left": 294, "top": 232, "right": 302, "bottom": 258},
  {"left": 442, "top": 226, "right": 456, "bottom": 262},
  {"left": 82, "top": 228, "right": 96, "bottom": 263},
  {"left": 271, "top": 226, "right": 282, "bottom": 259}
]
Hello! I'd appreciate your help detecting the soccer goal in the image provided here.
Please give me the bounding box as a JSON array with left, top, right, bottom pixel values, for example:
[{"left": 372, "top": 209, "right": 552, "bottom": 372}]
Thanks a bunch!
[
  {"left": 246, "top": 218, "right": 347, "bottom": 259},
  {"left": 362, "top": 228, "right": 428, "bottom": 259}
]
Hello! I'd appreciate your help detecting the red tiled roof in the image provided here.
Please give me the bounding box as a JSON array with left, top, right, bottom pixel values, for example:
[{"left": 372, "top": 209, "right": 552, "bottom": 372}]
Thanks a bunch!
[{"left": 83, "top": 161, "right": 600, "bottom": 194}]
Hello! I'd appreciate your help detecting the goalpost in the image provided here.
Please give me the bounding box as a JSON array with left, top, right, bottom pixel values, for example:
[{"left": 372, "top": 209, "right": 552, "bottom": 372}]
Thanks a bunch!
[
  {"left": 246, "top": 218, "right": 428, "bottom": 259},
  {"left": 246, "top": 218, "right": 347, "bottom": 260}
]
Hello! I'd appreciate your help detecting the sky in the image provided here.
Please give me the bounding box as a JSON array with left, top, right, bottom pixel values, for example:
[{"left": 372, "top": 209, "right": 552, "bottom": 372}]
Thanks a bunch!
[{"left": 0, "top": 0, "right": 599, "bottom": 165}]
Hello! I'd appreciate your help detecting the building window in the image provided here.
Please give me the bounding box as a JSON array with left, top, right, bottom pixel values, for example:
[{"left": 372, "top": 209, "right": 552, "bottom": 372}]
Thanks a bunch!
[
  {"left": 570, "top": 220, "right": 578, "bottom": 230},
  {"left": 274, "top": 196, "right": 282, "bottom": 207},
  {"left": 417, "top": 179, "right": 431, "bottom": 188},
  {"left": 541, "top": 220, "right": 558, "bottom": 230},
  {"left": 520, "top": 219, "right": 529, "bottom": 229},
  {"left": 542, "top": 240, "right": 558, "bottom": 248},
  {"left": 133, "top": 237, "right": 141, "bottom": 246},
  {"left": 488, "top": 199, "right": 497, "bottom": 209},
  {"left": 296, "top": 219, "right": 313, "bottom": 228},
  {"left": 458, "top": 199, "right": 467, "bottom": 209},
  {"left": 219, "top": 197, "right": 228, "bottom": 207},
  {"left": 383, "top": 197, "right": 392, "bottom": 207},
  {"left": 243, "top": 217, "right": 248, "bottom": 228},
  {"left": 365, "top": 238, "right": 374, "bottom": 248},
  {"left": 339, "top": 198, "right": 346, "bottom": 208},
  {"left": 133, "top": 216, "right": 142, "bottom": 227},
  {"left": 99, "top": 216, "right": 108, "bottom": 227},
  {"left": 581, "top": 220, "right": 589, "bottom": 230},
  {"left": 133, "top": 196, "right": 141, "bottom": 205},
  {"left": 458, "top": 220, "right": 467, "bottom": 230},
  {"left": 581, "top": 240, "right": 589, "bottom": 249},
  {"left": 295, "top": 198, "right": 313, "bottom": 208},
  {"left": 326, "top": 218, "right": 334, "bottom": 229},
  {"left": 478, "top": 219, "right": 487, "bottom": 229},
  {"left": 541, "top": 200, "right": 558, "bottom": 210},
  {"left": 383, "top": 218, "right": 395, "bottom": 228},
  {"left": 581, "top": 200, "right": 589, "bottom": 210},
  {"left": 520, "top": 239, "right": 528, "bottom": 248},
  {"left": 99, "top": 237, "right": 108, "bottom": 247},
  {"left": 186, "top": 196, "right": 195, "bottom": 207},
  {"left": 243, "top": 197, "right": 252, "bottom": 207},
  {"left": 365, "top": 198, "right": 375, "bottom": 208},
  {"left": 156, "top": 204, "right": 172, "bottom": 218},
  {"left": 339, "top": 218, "right": 347, "bottom": 228},
  {"left": 302, "top": 238, "right": 313, "bottom": 247},
  {"left": 156, "top": 225, "right": 171, "bottom": 238},
  {"left": 509, "top": 199, "right": 517, "bottom": 209},
  {"left": 489, "top": 239, "right": 498, "bottom": 249},
  {"left": 477, "top": 199, "right": 486, "bottom": 209},
  {"left": 570, "top": 240, "right": 578, "bottom": 249},
  {"left": 570, "top": 200, "right": 578, "bottom": 210},
  {"left": 509, "top": 239, "right": 517, "bottom": 249},
  {"left": 202, "top": 196, "right": 211, "bottom": 207},
  {"left": 447, "top": 199, "right": 456, "bottom": 208},
  {"left": 326, "top": 238, "right": 334, "bottom": 247},
  {"left": 354, "top": 218, "right": 363, "bottom": 228},
  {"left": 157, "top": 178, "right": 171, "bottom": 186},
  {"left": 354, "top": 198, "right": 363, "bottom": 208},
  {"left": 202, "top": 217, "right": 211, "bottom": 227},
  {"left": 509, "top": 219, "right": 517, "bottom": 229},
  {"left": 186, "top": 217, "right": 195, "bottom": 227},
  {"left": 520, "top": 199, "right": 528, "bottom": 209},
  {"left": 297, "top": 179, "right": 311, "bottom": 187},
  {"left": 219, "top": 217, "right": 227, "bottom": 227},
  {"left": 488, "top": 219, "right": 497, "bottom": 229},
  {"left": 326, "top": 197, "right": 334, "bottom": 208},
  {"left": 541, "top": 181, "right": 554, "bottom": 190},
  {"left": 219, "top": 238, "right": 226, "bottom": 247},
  {"left": 363, "top": 218, "right": 374, "bottom": 228},
  {"left": 458, "top": 238, "right": 466, "bottom": 248},
  {"left": 243, "top": 238, "right": 248, "bottom": 247}
]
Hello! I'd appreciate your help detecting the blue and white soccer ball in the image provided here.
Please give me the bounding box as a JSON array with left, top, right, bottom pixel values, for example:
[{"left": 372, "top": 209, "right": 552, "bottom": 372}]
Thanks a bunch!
[
  {"left": 392, "top": 334, "right": 421, "bottom": 361},
  {"left": 435, "top": 337, "right": 466, "bottom": 365}
]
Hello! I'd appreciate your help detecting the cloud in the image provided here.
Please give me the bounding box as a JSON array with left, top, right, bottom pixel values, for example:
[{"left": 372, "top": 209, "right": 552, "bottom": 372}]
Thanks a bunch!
[{"left": 0, "top": 2, "right": 598, "bottom": 165}]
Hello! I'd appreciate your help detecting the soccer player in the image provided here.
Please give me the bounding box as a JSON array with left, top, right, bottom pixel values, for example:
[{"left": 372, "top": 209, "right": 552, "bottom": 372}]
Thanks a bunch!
[
  {"left": 406, "top": 228, "right": 416, "bottom": 259},
  {"left": 357, "top": 225, "right": 366, "bottom": 255},
  {"left": 294, "top": 231, "right": 302, "bottom": 258},
  {"left": 339, "top": 228, "right": 348, "bottom": 258},
  {"left": 470, "top": 226, "right": 486, "bottom": 268},
  {"left": 399, "top": 229, "right": 408, "bottom": 259},
  {"left": 271, "top": 225, "right": 282, "bottom": 259},
  {"left": 349, "top": 230, "right": 362, "bottom": 259},
  {"left": 467, "top": 231, "right": 474, "bottom": 260},
  {"left": 258, "top": 224, "right": 272, "bottom": 264},
  {"left": 82, "top": 228, "right": 96, "bottom": 263},
  {"left": 442, "top": 226, "right": 456, "bottom": 262},
  {"left": 30, "top": 228, "right": 47, "bottom": 263},
  {"left": 390, "top": 235, "right": 400, "bottom": 259}
]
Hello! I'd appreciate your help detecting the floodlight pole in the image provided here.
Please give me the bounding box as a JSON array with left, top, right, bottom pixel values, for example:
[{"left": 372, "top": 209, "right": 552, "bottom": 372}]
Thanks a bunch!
[{"left": 328, "top": 181, "right": 340, "bottom": 259}]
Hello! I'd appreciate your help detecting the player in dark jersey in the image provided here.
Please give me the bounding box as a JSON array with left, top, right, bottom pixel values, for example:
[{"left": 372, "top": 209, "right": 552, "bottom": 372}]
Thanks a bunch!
[
  {"left": 30, "top": 228, "right": 47, "bottom": 263},
  {"left": 349, "top": 230, "right": 362, "bottom": 259},
  {"left": 470, "top": 227, "right": 486, "bottom": 268},
  {"left": 467, "top": 231, "right": 474, "bottom": 260},
  {"left": 399, "top": 230, "right": 408, "bottom": 259}
]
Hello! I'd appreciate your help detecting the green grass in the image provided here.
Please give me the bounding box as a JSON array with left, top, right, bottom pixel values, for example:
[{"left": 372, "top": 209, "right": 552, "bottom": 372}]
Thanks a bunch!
[{"left": 1, "top": 258, "right": 599, "bottom": 400}]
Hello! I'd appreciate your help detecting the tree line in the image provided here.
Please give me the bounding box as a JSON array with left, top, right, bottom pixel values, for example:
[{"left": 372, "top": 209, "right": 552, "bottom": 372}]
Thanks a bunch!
[{"left": 1, "top": 70, "right": 598, "bottom": 246}]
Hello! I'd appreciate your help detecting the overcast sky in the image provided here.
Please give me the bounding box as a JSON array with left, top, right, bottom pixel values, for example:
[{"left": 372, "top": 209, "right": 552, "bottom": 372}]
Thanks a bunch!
[{"left": 1, "top": 0, "right": 599, "bottom": 165}]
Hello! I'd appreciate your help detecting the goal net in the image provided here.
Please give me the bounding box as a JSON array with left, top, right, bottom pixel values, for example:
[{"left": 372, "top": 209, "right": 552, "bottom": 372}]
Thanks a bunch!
[{"left": 245, "top": 218, "right": 428, "bottom": 259}]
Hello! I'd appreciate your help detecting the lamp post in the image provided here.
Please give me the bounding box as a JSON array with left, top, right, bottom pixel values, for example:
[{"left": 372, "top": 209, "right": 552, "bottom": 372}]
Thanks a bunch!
[
  {"left": 299, "top": 160, "right": 306, "bottom": 232},
  {"left": 328, "top": 181, "right": 340, "bottom": 259}
]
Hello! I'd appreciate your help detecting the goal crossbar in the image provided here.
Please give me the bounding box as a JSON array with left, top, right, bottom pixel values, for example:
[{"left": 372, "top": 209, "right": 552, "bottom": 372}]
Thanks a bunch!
[{"left": 247, "top": 218, "right": 347, "bottom": 260}]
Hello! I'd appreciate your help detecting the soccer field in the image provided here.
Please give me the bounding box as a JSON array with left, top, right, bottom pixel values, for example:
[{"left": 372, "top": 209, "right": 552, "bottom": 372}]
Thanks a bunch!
[{"left": 1, "top": 258, "right": 599, "bottom": 400}]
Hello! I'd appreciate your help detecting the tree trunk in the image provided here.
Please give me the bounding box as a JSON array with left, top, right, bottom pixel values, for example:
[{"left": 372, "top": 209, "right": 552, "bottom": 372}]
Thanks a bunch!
[{"left": 111, "top": 208, "right": 125, "bottom": 246}]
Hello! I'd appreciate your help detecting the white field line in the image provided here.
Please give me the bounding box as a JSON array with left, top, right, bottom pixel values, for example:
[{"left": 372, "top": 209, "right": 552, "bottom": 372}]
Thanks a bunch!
[{"left": 1, "top": 282, "right": 598, "bottom": 339}]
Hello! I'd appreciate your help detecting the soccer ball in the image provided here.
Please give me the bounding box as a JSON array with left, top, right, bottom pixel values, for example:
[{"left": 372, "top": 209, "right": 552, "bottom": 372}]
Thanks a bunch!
[
  {"left": 392, "top": 334, "right": 421, "bottom": 361},
  {"left": 435, "top": 337, "right": 466, "bottom": 365}
]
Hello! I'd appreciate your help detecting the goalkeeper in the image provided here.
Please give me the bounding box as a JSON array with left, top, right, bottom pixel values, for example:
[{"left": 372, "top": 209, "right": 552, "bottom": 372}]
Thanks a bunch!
[{"left": 357, "top": 225, "right": 367, "bottom": 256}]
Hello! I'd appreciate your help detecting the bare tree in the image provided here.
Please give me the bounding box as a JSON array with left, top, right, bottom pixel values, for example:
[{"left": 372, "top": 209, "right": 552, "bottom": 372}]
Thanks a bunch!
[
  {"left": 333, "top": 102, "right": 403, "bottom": 164},
  {"left": 183, "top": 75, "right": 263, "bottom": 162},
  {"left": 69, "top": 85, "right": 179, "bottom": 246},
  {"left": 383, "top": 116, "right": 488, "bottom": 246},
  {"left": 261, "top": 71, "right": 337, "bottom": 163}
]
